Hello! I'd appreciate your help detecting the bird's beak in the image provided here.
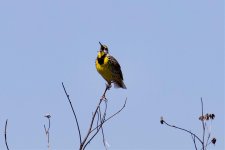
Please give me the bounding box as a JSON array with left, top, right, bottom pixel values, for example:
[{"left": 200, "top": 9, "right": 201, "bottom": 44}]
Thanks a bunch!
[
  {"left": 99, "top": 42, "right": 103, "bottom": 46},
  {"left": 99, "top": 42, "right": 104, "bottom": 51}
]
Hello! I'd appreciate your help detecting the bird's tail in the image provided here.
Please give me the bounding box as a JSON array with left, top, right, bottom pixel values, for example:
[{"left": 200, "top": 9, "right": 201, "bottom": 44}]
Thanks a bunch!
[{"left": 114, "top": 80, "right": 127, "bottom": 89}]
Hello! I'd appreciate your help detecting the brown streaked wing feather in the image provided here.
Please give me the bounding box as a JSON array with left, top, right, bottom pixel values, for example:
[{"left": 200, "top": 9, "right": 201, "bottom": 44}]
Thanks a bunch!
[{"left": 107, "top": 55, "right": 124, "bottom": 80}]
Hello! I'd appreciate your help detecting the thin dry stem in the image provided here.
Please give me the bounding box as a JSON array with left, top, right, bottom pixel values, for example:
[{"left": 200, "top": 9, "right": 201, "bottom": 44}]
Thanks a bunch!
[
  {"left": 161, "top": 98, "right": 216, "bottom": 150},
  {"left": 191, "top": 134, "right": 198, "bottom": 150},
  {"left": 62, "top": 82, "right": 82, "bottom": 145},
  {"left": 62, "top": 82, "right": 127, "bottom": 150},
  {"left": 91, "top": 98, "right": 127, "bottom": 133},
  {"left": 80, "top": 85, "right": 109, "bottom": 150},
  {"left": 201, "top": 98, "right": 205, "bottom": 150},
  {"left": 163, "top": 120, "right": 203, "bottom": 144},
  {"left": 5, "top": 119, "right": 9, "bottom": 150},
  {"left": 44, "top": 116, "right": 51, "bottom": 149}
]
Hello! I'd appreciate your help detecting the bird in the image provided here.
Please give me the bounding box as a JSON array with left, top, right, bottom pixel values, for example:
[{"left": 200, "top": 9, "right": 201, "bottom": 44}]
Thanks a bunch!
[{"left": 95, "top": 42, "right": 126, "bottom": 89}]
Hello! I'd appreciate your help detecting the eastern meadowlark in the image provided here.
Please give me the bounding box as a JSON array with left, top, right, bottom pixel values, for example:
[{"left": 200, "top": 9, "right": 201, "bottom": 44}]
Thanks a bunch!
[{"left": 95, "top": 42, "right": 126, "bottom": 89}]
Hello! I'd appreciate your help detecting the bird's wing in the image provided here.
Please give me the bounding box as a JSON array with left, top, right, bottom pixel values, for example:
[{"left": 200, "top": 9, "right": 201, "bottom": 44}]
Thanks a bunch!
[{"left": 108, "top": 55, "right": 124, "bottom": 80}]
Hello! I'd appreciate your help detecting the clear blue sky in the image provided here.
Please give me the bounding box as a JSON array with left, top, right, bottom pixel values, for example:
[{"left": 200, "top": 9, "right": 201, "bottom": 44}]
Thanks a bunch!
[{"left": 0, "top": 0, "right": 224, "bottom": 150}]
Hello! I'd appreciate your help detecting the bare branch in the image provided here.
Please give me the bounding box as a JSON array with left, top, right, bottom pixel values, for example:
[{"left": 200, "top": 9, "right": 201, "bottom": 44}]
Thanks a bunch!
[
  {"left": 5, "top": 119, "right": 9, "bottom": 150},
  {"left": 201, "top": 98, "right": 205, "bottom": 150},
  {"left": 162, "top": 120, "right": 203, "bottom": 145},
  {"left": 83, "top": 98, "right": 127, "bottom": 150},
  {"left": 62, "top": 82, "right": 82, "bottom": 145},
  {"left": 103, "top": 100, "right": 108, "bottom": 120},
  {"left": 161, "top": 98, "right": 216, "bottom": 150},
  {"left": 84, "top": 106, "right": 108, "bottom": 150},
  {"left": 82, "top": 109, "right": 103, "bottom": 150},
  {"left": 80, "top": 85, "right": 109, "bottom": 150},
  {"left": 82, "top": 85, "right": 127, "bottom": 150},
  {"left": 205, "top": 133, "right": 211, "bottom": 149},
  {"left": 96, "top": 109, "right": 100, "bottom": 130},
  {"left": 99, "top": 105, "right": 108, "bottom": 150},
  {"left": 44, "top": 125, "right": 47, "bottom": 134},
  {"left": 191, "top": 134, "right": 198, "bottom": 150},
  {"left": 44, "top": 114, "right": 51, "bottom": 149},
  {"left": 62, "top": 83, "right": 126, "bottom": 150},
  {"left": 91, "top": 98, "right": 127, "bottom": 133},
  {"left": 101, "top": 126, "right": 107, "bottom": 150}
]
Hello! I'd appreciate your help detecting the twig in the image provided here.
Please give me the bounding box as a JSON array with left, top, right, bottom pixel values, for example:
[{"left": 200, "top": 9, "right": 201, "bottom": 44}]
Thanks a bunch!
[
  {"left": 201, "top": 98, "right": 205, "bottom": 150},
  {"left": 204, "top": 140, "right": 213, "bottom": 148},
  {"left": 83, "top": 98, "right": 127, "bottom": 150},
  {"left": 82, "top": 104, "right": 103, "bottom": 150},
  {"left": 161, "top": 98, "right": 216, "bottom": 150},
  {"left": 44, "top": 114, "right": 51, "bottom": 149},
  {"left": 99, "top": 105, "right": 107, "bottom": 150},
  {"left": 5, "top": 119, "right": 9, "bottom": 150},
  {"left": 205, "top": 120, "right": 212, "bottom": 149},
  {"left": 102, "top": 100, "right": 108, "bottom": 121},
  {"left": 62, "top": 82, "right": 82, "bottom": 145},
  {"left": 80, "top": 85, "right": 109, "bottom": 150},
  {"left": 191, "top": 134, "right": 198, "bottom": 150},
  {"left": 163, "top": 120, "right": 203, "bottom": 145},
  {"left": 205, "top": 133, "right": 211, "bottom": 149},
  {"left": 91, "top": 98, "right": 127, "bottom": 133},
  {"left": 101, "top": 126, "right": 107, "bottom": 150},
  {"left": 82, "top": 85, "right": 126, "bottom": 150},
  {"left": 96, "top": 110, "right": 100, "bottom": 131},
  {"left": 62, "top": 82, "right": 127, "bottom": 150}
]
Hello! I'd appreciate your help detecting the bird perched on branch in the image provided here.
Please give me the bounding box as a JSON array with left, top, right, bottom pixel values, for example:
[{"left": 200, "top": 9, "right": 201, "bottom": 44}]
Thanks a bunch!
[{"left": 95, "top": 42, "right": 126, "bottom": 89}]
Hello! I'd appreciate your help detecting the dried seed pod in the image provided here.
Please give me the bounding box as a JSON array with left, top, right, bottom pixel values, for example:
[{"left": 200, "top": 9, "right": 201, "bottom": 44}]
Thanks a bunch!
[{"left": 211, "top": 137, "right": 216, "bottom": 145}]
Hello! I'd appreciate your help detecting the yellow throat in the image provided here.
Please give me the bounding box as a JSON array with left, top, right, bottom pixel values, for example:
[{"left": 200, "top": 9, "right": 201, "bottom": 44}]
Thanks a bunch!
[{"left": 95, "top": 50, "right": 112, "bottom": 84}]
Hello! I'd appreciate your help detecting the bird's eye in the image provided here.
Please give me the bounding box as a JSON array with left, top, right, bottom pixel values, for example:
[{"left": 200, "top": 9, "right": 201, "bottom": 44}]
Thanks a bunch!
[{"left": 104, "top": 49, "right": 108, "bottom": 54}]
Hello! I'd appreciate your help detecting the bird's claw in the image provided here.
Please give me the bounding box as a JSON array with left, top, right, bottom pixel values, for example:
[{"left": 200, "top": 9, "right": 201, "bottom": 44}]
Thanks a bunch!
[{"left": 106, "top": 83, "right": 112, "bottom": 90}]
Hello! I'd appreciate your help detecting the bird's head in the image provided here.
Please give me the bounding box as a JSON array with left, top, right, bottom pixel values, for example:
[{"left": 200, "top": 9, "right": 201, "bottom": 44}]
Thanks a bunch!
[{"left": 98, "top": 42, "right": 108, "bottom": 57}]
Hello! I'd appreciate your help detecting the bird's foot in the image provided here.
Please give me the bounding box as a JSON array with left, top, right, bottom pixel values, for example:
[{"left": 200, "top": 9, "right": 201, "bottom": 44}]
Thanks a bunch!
[
  {"left": 100, "top": 83, "right": 111, "bottom": 100},
  {"left": 106, "top": 83, "right": 112, "bottom": 90}
]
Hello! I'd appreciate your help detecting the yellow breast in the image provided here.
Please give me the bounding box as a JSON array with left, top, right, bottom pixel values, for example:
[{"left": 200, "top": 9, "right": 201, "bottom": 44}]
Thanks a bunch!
[{"left": 95, "top": 55, "right": 112, "bottom": 83}]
